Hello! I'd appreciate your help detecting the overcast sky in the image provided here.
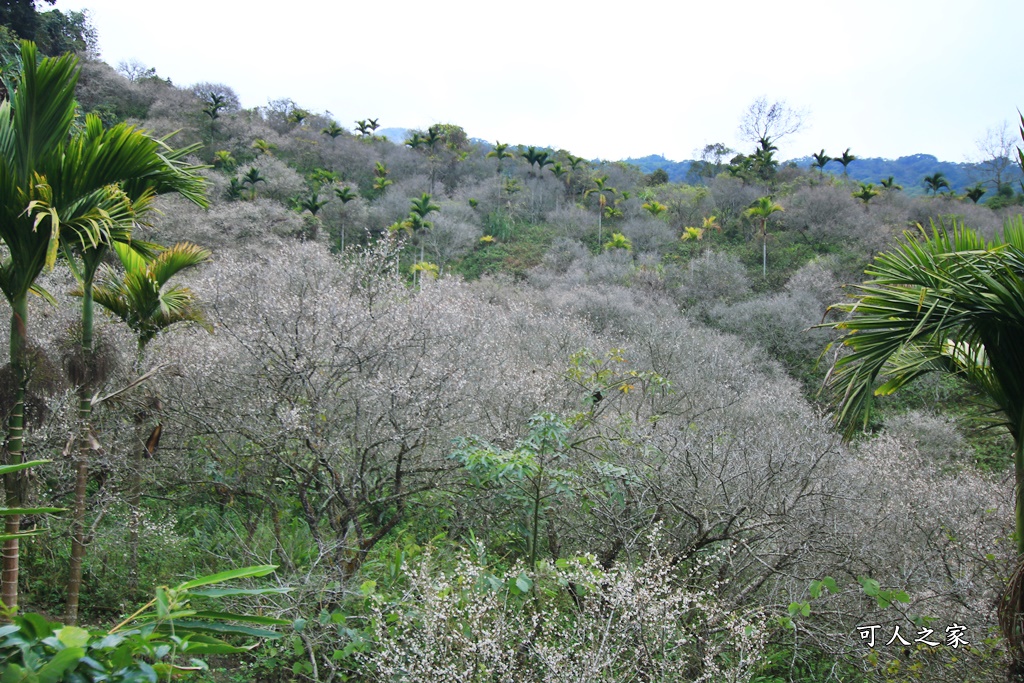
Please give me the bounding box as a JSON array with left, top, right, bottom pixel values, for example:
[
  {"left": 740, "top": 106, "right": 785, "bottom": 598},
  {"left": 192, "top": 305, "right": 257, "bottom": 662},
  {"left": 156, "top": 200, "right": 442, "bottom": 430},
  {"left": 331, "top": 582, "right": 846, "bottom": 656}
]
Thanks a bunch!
[{"left": 53, "top": 0, "right": 1023, "bottom": 163}]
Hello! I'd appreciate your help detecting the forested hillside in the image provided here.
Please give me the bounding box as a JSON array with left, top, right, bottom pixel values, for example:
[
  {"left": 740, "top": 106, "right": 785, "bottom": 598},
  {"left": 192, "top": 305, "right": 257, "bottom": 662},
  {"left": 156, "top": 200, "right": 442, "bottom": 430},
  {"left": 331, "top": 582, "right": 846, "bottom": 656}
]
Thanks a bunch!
[{"left": 2, "top": 12, "right": 1024, "bottom": 682}]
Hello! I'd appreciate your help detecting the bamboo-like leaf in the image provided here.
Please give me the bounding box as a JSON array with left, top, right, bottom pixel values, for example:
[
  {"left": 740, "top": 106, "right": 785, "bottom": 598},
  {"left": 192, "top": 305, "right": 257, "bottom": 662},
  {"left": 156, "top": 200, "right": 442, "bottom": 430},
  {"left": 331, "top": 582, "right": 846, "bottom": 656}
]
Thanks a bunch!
[
  {"left": 0, "top": 459, "right": 51, "bottom": 476},
  {"left": 153, "top": 620, "right": 282, "bottom": 639},
  {"left": 189, "top": 611, "right": 290, "bottom": 625},
  {"left": 178, "top": 565, "right": 278, "bottom": 590},
  {"left": 189, "top": 586, "right": 292, "bottom": 598},
  {"left": 0, "top": 507, "right": 64, "bottom": 515}
]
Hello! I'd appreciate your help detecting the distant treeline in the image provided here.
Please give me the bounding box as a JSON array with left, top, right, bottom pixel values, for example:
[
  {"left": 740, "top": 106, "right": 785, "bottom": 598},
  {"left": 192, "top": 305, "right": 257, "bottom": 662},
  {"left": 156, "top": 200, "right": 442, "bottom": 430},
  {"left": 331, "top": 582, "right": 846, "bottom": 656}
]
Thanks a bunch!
[{"left": 624, "top": 153, "right": 1023, "bottom": 197}]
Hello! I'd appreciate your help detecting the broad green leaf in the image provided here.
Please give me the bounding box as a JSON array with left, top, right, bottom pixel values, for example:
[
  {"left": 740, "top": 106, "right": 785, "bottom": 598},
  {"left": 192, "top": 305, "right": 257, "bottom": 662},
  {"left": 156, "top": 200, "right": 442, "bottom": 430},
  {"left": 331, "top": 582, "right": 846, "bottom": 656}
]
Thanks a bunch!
[
  {"left": 155, "top": 587, "right": 170, "bottom": 618},
  {"left": 0, "top": 460, "right": 52, "bottom": 476},
  {"left": 178, "top": 565, "right": 277, "bottom": 590},
  {"left": 188, "top": 586, "right": 291, "bottom": 598},
  {"left": 57, "top": 625, "right": 90, "bottom": 648},
  {"left": 515, "top": 572, "right": 533, "bottom": 593},
  {"left": 154, "top": 620, "right": 282, "bottom": 639},
  {"left": 858, "top": 577, "right": 880, "bottom": 597},
  {"left": 36, "top": 646, "right": 86, "bottom": 683},
  {"left": 0, "top": 530, "right": 47, "bottom": 541},
  {"left": 189, "top": 611, "right": 289, "bottom": 626}
]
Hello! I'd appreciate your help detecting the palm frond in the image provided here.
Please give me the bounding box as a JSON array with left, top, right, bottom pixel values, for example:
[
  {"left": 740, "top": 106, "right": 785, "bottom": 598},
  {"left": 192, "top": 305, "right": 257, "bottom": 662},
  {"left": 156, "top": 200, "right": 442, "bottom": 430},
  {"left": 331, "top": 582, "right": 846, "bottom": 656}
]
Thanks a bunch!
[{"left": 823, "top": 220, "right": 1024, "bottom": 441}]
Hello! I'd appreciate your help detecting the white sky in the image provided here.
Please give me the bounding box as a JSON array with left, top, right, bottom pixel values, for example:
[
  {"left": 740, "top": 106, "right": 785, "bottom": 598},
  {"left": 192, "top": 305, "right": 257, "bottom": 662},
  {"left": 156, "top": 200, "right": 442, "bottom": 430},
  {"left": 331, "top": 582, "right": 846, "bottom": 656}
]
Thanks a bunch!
[{"left": 54, "top": 0, "right": 1024, "bottom": 163}]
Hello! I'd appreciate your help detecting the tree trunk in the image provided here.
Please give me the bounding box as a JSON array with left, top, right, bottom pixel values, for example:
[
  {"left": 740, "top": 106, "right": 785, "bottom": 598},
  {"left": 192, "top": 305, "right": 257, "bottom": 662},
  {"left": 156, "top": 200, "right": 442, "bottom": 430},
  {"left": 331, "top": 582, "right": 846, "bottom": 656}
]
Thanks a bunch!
[
  {"left": 65, "top": 274, "right": 95, "bottom": 624},
  {"left": 1015, "top": 437, "right": 1024, "bottom": 558},
  {"left": 2, "top": 295, "right": 29, "bottom": 615},
  {"left": 127, "top": 422, "right": 159, "bottom": 595},
  {"left": 763, "top": 233, "right": 768, "bottom": 279}
]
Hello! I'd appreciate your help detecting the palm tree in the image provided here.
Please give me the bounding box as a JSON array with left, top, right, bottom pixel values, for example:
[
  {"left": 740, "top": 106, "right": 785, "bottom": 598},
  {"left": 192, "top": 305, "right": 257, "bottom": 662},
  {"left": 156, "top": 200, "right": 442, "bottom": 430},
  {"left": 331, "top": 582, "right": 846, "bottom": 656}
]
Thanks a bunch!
[
  {"left": 744, "top": 196, "right": 784, "bottom": 279},
  {"left": 372, "top": 161, "right": 392, "bottom": 198},
  {"left": 423, "top": 126, "right": 444, "bottom": 194},
  {"left": 334, "top": 185, "right": 358, "bottom": 251},
  {"left": 225, "top": 178, "right": 245, "bottom": 201},
  {"left": 835, "top": 148, "right": 856, "bottom": 175},
  {"left": 0, "top": 41, "right": 207, "bottom": 614},
  {"left": 93, "top": 242, "right": 213, "bottom": 366},
  {"left": 295, "top": 189, "right": 329, "bottom": 216},
  {"left": 923, "top": 172, "right": 951, "bottom": 195},
  {"left": 965, "top": 182, "right": 987, "bottom": 204},
  {"left": 213, "top": 150, "right": 236, "bottom": 172},
  {"left": 536, "top": 151, "right": 554, "bottom": 175},
  {"left": 89, "top": 241, "right": 212, "bottom": 593},
  {"left": 564, "top": 154, "right": 588, "bottom": 201},
  {"left": 534, "top": 152, "right": 554, "bottom": 210},
  {"left": 565, "top": 154, "right": 587, "bottom": 171},
  {"left": 202, "top": 92, "right": 227, "bottom": 121},
  {"left": 603, "top": 232, "right": 632, "bottom": 252},
  {"left": 680, "top": 226, "right": 704, "bottom": 241},
  {"left": 486, "top": 141, "right": 513, "bottom": 199},
  {"left": 287, "top": 108, "right": 310, "bottom": 125},
  {"left": 408, "top": 192, "right": 441, "bottom": 266},
  {"left": 405, "top": 132, "right": 426, "bottom": 150},
  {"left": 811, "top": 149, "right": 831, "bottom": 173},
  {"left": 584, "top": 175, "right": 617, "bottom": 246},
  {"left": 852, "top": 182, "right": 879, "bottom": 204},
  {"left": 322, "top": 121, "right": 345, "bottom": 139},
  {"left": 642, "top": 200, "right": 667, "bottom": 217},
  {"left": 819, "top": 219, "right": 1024, "bottom": 672},
  {"left": 251, "top": 138, "right": 275, "bottom": 155},
  {"left": 373, "top": 176, "right": 393, "bottom": 196},
  {"left": 751, "top": 136, "right": 779, "bottom": 180},
  {"left": 242, "top": 167, "right": 265, "bottom": 200},
  {"left": 521, "top": 146, "right": 544, "bottom": 176},
  {"left": 549, "top": 162, "right": 569, "bottom": 208},
  {"left": 880, "top": 176, "right": 902, "bottom": 191}
]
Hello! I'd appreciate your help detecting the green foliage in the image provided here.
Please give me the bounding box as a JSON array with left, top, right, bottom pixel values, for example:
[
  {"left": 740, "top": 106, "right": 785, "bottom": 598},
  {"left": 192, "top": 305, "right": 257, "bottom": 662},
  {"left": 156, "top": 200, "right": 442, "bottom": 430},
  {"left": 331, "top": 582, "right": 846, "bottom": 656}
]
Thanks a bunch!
[
  {"left": 0, "top": 460, "right": 60, "bottom": 543},
  {"left": 836, "top": 147, "right": 856, "bottom": 174},
  {"left": 453, "top": 220, "right": 552, "bottom": 279},
  {"left": 89, "top": 241, "right": 212, "bottom": 352},
  {"left": 923, "top": 171, "right": 951, "bottom": 195},
  {"left": 452, "top": 413, "right": 574, "bottom": 567},
  {"left": 0, "top": 566, "right": 287, "bottom": 681},
  {"left": 603, "top": 231, "right": 632, "bottom": 252},
  {"left": 822, "top": 218, "right": 1024, "bottom": 568},
  {"left": 644, "top": 168, "right": 668, "bottom": 186},
  {"left": 852, "top": 182, "right": 879, "bottom": 203}
]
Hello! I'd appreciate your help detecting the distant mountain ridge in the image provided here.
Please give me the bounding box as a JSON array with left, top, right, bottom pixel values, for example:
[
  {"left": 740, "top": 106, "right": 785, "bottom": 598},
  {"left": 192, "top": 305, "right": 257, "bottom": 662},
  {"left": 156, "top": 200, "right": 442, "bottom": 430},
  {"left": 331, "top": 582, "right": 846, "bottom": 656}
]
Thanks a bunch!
[
  {"left": 623, "top": 153, "right": 1022, "bottom": 195},
  {"left": 379, "top": 129, "right": 1018, "bottom": 196}
]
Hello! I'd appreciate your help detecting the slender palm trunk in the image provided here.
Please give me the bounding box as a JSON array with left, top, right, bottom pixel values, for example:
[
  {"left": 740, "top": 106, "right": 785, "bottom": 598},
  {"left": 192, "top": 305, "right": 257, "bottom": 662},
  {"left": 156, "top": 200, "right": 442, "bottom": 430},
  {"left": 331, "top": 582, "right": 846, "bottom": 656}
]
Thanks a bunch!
[
  {"left": 1009, "top": 437, "right": 1024, "bottom": 680},
  {"left": 1015, "top": 438, "right": 1024, "bottom": 558},
  {"left": 126, "top": 345, "right": 146, "bottom": 594},
  {"left": 2, "top": 295, "right": 29, "bottom": 614},
  {"left": 762, "top": 224, "right": 768, "bottom": 279},
  {"left": 65, "top": 273, "right": 95, "bottom": 624}
]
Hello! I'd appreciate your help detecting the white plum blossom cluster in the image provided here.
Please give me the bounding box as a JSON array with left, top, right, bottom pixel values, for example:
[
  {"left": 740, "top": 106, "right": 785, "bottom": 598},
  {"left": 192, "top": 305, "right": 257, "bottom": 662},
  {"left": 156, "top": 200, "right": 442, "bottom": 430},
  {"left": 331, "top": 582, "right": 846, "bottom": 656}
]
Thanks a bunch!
[{"left": 364, "top": 542, "right": 764, "bottom": 683}]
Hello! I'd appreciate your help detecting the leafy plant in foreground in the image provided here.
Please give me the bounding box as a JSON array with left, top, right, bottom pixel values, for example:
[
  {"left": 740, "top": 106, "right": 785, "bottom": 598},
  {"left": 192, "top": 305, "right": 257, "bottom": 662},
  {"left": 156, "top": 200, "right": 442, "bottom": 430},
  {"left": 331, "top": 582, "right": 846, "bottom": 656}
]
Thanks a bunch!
[{"left": 0, "top": 565, "right": 288, "bottom": 681}]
